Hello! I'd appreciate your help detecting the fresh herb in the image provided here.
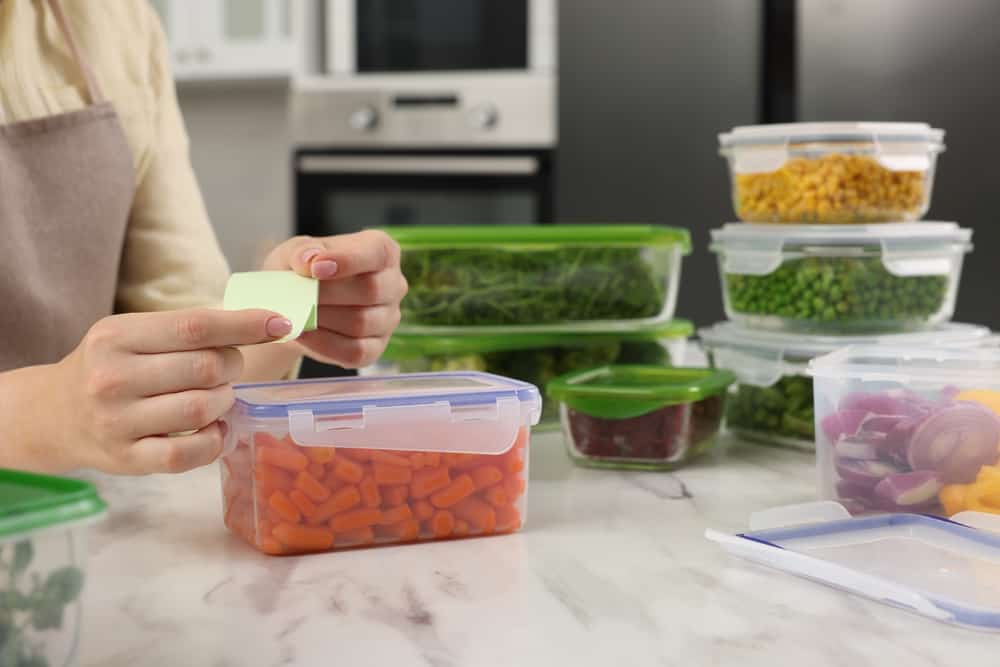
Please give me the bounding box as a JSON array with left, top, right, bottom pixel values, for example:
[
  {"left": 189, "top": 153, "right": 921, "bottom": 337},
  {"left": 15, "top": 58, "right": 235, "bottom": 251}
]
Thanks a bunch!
[
  {"left": 726, "top": 374, "right": 815, "bottom": 448},
  {"left": 397, "top": 341, "right": 671, "bottom": 423},
  {"left": 725, "top": 255, "right": 948, "bottom": 332},
  {"left": 400, "top": 247, "right": 667, "bottom": 326},
  {"left": 0, "top": 540, "right": 84, "bottom": 667}
]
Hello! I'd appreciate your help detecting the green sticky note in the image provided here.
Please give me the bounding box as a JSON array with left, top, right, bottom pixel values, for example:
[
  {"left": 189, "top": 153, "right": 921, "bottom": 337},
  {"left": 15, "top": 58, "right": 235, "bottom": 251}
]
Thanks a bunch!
[{"left": 223, "top": 271, "right": 319, "bottom": 343}]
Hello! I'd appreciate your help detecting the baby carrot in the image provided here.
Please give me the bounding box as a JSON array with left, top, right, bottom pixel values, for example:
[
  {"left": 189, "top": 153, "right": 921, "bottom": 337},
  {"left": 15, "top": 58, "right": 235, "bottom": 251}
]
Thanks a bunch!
[
  {"left": 288, "top": 489, "right": 318, "bottom": 520},
  {"left": 430, "top": 474, "right": 475, "bottom": 509},
  {"left": 257, "top": 447, "right": 308, "bottom": 473},
  {"left": 359, "top": 475, "right": 381, "bottom": 509},
  {"left": 378, "top": 504, "right": 413, "bottom": 525},
  {"left": 453, "top": 497, "right": 496, "bottom": 534},
  {"left": 257, "top": 519, "right": 275, "bottom": 539},
  {"left": 295, "top": 471, "right": 332, "bottom": 503},
  {"left": 307, "top": 463, "right": 326, "bottom": 480},
  {"left": 333, "top": 458, "right": 365, "bottom": 484},
  {"left": 254, "top": 463, "right": 293, "bottom": 490},
  {"left": 505, "top": 453, "right": 525, "bottom": 474},
  {"left": 410, "top": 466, "right": 451, "bottom": 499},
  {"left": 382, "top": 485, "right": 409, "bottom": 506},
  {"left": 323, "top": 468, "right": 343, "bottom": 491},
  {"left": 410, "top": 453, "right": 426, "bottom": 469},
  {"left": 330, "top": 508, "right": 382, "bottom": 533},
  {"left": 430, "top": 510, "right": 455, "bottom": 538},
  {"left": 340, "top": 449, "right": 372, "bottom": 463},
  {"left": 483, "top": 485, "right": 508, "bottom": 508},
  {"left": 268, "top": 491, "right": 301, "bottom": 523},
  {"left": 305, "top": 447, "right": 336, "bottom": 464},
  {"left": 376, "top": 519, "right": 419, "bottom": 542},
  {"left": 369, "top": 451, "right": 412, "bottom": 468},
  {"left": 257, "top": 537, "right": 286, "bottom": 555},
  {"left": 495, "top": 505, "right": 521, "bottom": 533},
  {"left": 470, "top": 466, "right": 503, "bottom": 490},
  {"left": 254, "top": 432, "right": 290, "bottom": 450},
  {"left": 273, "top": 522, "right": 334, "bottom": 552},
  {"left": 452, "top": 520, "right": 470, "bottom": 537},
  {"left": 311, "top": 486, "right": 361, "bottom": 522},
  {"left": 337, "top": 526, "right": 375, "bottom": 547},
  {"left": 373, "top": 462, "right": 412, "bottom": 485},
  {"left": 503, "top": 475, "right": 525, "bottom": 501},
  {"left": 443, "top": 453, "right": 490, "bottom": 470},
  {"left": 412, "top": 500, "right": 435, "bottom": 521},
  {"left": 423, "top": 453, "right": 441, "bottom": 467}
]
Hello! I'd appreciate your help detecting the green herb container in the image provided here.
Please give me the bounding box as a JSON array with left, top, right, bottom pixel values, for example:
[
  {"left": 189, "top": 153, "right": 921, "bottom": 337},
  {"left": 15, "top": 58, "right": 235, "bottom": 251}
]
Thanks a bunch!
[
  {"left": 710, "top": 223, "right": 971, "bottom": 334},
  {"left": 547, "top": 366, "right": 735, "bottom": 470},
  {"left": 699, "top": 322, "right": 991, "bottom": 451},
  {"left": 363, "top": 319, "right": 694, "bottom": 428},
  {"left": 0, "top": 470, "right": 106, "bottom": 667},
  {"left": 386, "top": 225, "right": 691, "bottom": 331}
]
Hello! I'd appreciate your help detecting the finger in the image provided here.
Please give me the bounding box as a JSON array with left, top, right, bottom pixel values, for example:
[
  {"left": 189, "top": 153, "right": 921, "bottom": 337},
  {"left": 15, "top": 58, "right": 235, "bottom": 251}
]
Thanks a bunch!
[
  {"left": 128, "top": 421, "right": 227, "bottom": 474},
  {"left": 315, "top": 305, "right": 401, "bottom": 338},
  {"left": 318, "top": 270, "right": 408, "bottom": 306},
  {"left": 113, "top": 308, "right": 292, "bottom": 353},
  {"left": 135, "top": 347, "right": 244, "bottom": 396},
  {"left": 128, "top": 385, "right": 236, "bottom": 438},
  {"left": 286, "top": 230, "right": 401, "bottom": 280},
  {"left": 296, "top": 330, "right": 388, "bottom": 369}
]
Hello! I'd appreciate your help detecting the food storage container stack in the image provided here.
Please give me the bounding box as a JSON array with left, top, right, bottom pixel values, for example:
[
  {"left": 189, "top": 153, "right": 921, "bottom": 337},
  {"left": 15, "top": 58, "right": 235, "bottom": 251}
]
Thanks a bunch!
[
  {"left": 365, "top": 225, "right": 694, "bottom": 432},
  {"left": 705, "top": 122, "right": 987, "bottom": 463}
]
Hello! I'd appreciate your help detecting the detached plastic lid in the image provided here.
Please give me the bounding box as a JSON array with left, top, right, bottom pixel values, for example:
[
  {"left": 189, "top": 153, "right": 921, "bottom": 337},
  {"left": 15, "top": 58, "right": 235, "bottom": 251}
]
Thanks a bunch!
[
  {"left": 234, "top": 372, "right": 541, "bottom": 455},
  {"left": 707, "top": 501, "right": 1000, "bottom": 630},
  {"left": 0, "top": 469, "right": 106, "bottom": 539},
  {"left": 547, "top": 365, "right": 734, "bottom": 420},
  {"left": 699, "top": 322, "right": 991, "bottom": 387},
  {"left": 384, "top": 224, "right": 692, "bottom": 254},
  {"left": 719, "top": 122, "right": 945, "bottom": 147},
  {"left": 382, "top": 319, "right": 693, "bottom": 360}
]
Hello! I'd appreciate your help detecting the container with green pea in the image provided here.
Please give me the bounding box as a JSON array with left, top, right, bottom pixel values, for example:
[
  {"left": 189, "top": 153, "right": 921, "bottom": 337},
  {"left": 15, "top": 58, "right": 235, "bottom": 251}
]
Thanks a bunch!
[
  {"left": 710, "top": 223, "right": 972, "bottom": 334},
  {"left": 699, "top": 322, "right": 991, "bottom": 451}
]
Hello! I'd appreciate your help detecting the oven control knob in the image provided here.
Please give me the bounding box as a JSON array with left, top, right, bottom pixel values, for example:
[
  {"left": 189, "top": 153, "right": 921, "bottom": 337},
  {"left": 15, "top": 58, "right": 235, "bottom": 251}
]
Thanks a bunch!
[
  {"left": 468, "top": 104, "right": 499, "bottom": 130},
  {"left": 349, "top": 106, "right": 378, "bottom": 132}
]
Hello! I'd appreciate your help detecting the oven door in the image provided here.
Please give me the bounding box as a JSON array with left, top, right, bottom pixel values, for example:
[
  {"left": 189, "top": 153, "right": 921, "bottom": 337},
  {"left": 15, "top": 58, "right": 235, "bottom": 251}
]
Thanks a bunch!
[{"left": 295, "top": 149, "right": 554, "bottom": 237}]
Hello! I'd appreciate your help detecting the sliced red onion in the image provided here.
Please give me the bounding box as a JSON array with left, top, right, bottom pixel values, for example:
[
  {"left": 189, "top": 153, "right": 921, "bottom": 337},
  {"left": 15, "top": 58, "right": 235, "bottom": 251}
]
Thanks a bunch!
[
  {"left": 835, "top": 438, "right": 880, "bottom": 460},
  {"left": 836, "top": 458, "right": 903, "bottom": 489},
  {"left": 839, "top": 391, "right": 930, "bottom": 418},
  {"left": 836, "top": 479, "right": 878, "bottom": 503},
  {"left": 821, "top": 409, "right": 868, "bottom": 443},
  {"left": 874, "top": 471, "right": 942, "bottom": 507},
  {"left": 907, "top": 403, "right": 1000, "bottom": 483}
]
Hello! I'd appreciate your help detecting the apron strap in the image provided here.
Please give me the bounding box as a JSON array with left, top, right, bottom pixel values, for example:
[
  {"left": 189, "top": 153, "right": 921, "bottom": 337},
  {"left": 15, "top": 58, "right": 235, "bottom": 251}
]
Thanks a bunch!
[{"left": 44, "top": 0, "right": 106, "bottom": 105}]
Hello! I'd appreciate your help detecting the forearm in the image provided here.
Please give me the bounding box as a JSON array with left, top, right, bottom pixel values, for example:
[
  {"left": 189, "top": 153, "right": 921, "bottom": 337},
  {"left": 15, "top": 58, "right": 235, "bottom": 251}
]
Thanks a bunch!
[
  {"left": 1, "top": 363, "right": 75, "bottom": 473},
  {"left": 238, "top": 342, "right": 303, "bottom": 382}
]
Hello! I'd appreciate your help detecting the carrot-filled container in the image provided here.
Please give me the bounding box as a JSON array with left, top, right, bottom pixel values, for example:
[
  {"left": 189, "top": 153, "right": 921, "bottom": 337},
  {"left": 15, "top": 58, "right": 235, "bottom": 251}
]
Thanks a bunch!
[{"left": 219, "top": 372, "right": 540, "bottom": 555}]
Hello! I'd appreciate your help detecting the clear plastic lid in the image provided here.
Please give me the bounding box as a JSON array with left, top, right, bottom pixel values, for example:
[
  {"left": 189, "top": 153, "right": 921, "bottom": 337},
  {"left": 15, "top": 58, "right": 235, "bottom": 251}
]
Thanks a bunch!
[
  {"left": 710, "top": 223, "right": 972, "bottom": 277},
  {"left": 233, "top": 372, "right": 541, "bottom": 454},
  {"left": 808, "top": 344, "right": 1000, "bottom": 385},
  {"left": 699, "top": 322, "right": 990, "bottom": 387},
  {"left": 719, "top": 122, "right": 945, "bottom": 147},
  {"left": 706, "top": 501, "right": 1000, "bottom": 630}
]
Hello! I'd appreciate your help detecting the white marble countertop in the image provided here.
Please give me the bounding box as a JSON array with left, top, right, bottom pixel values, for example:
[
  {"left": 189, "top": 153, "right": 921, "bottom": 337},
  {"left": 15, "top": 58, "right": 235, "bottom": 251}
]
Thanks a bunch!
[{"left": 80, "top": 433, "right": 1000, "bottom": 666}]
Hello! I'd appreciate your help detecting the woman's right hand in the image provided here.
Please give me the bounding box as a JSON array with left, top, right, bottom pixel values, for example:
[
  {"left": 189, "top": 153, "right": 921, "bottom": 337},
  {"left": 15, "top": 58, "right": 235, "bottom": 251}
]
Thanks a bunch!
[{"left": 50, "top": 307, "right": 291, "bottom": 475}]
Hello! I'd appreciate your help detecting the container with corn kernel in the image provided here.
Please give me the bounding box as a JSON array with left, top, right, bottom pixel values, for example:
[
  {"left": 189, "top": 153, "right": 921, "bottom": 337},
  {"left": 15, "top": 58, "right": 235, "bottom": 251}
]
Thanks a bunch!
[
  {"left": 719, "top": 122, "right": 944, "bottom": 224},
  {"left": 219, "top": 372, "right": 540, "bottom": 555}
]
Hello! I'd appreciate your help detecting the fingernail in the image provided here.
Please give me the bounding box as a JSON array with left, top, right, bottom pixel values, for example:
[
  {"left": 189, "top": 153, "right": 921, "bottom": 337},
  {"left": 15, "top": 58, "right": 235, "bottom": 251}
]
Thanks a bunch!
[
  {"left": 300, "top": 248, "right": 322, "bottom": 264},
  {"left": 266, "top": 316, "right": 293, "bottom": 337},
  {"left": 311, "top": 259, "right": 338, "bottom": 279}
]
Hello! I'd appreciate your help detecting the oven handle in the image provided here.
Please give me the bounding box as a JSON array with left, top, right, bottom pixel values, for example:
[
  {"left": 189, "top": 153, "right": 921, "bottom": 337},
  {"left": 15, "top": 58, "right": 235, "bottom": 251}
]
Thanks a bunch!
[{"left": 297, "top": 155, "right": 539, "bottom": 175}]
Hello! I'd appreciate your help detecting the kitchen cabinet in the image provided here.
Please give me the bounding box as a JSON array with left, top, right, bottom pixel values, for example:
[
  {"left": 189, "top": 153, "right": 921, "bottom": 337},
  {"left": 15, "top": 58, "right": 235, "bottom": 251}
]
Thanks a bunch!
[{"left": 149, "top": 0, "right": 293, "bottom": 81}]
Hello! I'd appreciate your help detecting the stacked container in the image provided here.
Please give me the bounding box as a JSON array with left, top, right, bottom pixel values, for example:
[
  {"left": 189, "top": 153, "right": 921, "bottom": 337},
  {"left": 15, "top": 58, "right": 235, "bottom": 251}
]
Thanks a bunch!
[{"left": 702, "top": 122, "right": 978, "bottom": 453}]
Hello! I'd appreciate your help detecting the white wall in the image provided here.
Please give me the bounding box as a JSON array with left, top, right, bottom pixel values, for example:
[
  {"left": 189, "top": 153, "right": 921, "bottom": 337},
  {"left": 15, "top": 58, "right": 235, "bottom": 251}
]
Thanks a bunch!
[{"left": 176, "top": 81, "right": 293, "bottom": 272}]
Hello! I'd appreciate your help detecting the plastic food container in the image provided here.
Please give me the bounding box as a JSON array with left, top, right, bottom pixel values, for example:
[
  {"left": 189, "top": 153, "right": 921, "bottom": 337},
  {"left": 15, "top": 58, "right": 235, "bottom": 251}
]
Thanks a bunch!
[
  {"left": 219, "top": 372, "right": 541, "bottom": 555},
  {"left": 0, "top": 470, "right": 106, "bottom": 667},
  {"left": 363, "top": 319, "right": 693, "bottom": 428},
  {"left": 388, "top": 225, "right": 691, "bottom": 331},
  {"left": 809, "top": 346, "right": 1000, "bottom": 516},
  {"left": 547, "top": 365, "right": 734, "bottom": 470},
  {"left": 719, "top": 122, "right": 944, "bottom": 224},
  {"left": 711, "top": 222, "right": 971, "bottom": 333},
  {"left": 700, "top": 322, "right": 991, "bottom": 452}
]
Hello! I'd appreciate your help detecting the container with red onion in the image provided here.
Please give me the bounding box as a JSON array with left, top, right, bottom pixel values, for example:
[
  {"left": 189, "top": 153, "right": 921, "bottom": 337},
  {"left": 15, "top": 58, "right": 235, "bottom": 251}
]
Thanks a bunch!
[{"left": 809, "top": 345, "right": 1000, "bottom": 515}]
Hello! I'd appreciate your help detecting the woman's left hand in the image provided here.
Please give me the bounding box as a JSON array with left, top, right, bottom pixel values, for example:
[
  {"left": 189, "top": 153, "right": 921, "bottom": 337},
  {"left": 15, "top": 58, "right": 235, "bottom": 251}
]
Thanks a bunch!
[{"left": 261, "top": 230, "right": 407, "bottom": 368}]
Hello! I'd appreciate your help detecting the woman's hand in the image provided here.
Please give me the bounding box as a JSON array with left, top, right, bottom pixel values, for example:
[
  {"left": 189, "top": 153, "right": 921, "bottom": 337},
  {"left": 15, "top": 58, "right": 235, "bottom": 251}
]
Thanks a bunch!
[
  {"left": 261, "top": 230, "right": 408, "bottom": 368},
  {"left": 42, "top": 308, "right": 291, "bottom": 474}
]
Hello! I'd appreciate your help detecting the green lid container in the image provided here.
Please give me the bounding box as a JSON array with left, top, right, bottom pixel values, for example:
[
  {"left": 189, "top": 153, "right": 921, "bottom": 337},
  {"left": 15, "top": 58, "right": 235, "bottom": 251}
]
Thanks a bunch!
[
  {"left": 385, "top": 224, "right": 692, "bottom": 252},
  {"left": 0, "top": 469, "right": 106, "bottom": 539}
]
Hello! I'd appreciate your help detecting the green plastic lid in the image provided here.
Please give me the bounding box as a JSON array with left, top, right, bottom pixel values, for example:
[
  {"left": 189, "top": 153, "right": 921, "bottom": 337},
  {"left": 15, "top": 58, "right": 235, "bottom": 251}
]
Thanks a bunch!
[
  {"left": 0, "top": 469, "right": 107, "bottom": 539},
  {"left": 382, "top": 319, "right": 693, "bottom": 360},
  {"left": 384, "top": 225, "right": 692, "bottom": 253},
  {"left": 547, "top": 365, "right": 736, "bottom": 419}
]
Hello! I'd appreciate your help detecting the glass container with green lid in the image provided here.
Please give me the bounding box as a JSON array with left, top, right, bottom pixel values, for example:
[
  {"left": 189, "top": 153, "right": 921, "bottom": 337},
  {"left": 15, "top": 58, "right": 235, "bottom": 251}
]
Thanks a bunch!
[
  {"left": 548, "top": 365, "right": 735, "bottom": 470},
  {"left": 386, "top": 225, "right": 691, "bottom": 332},
  {"left": 0, "top": 469, "right": 106, "bottom": 667}
]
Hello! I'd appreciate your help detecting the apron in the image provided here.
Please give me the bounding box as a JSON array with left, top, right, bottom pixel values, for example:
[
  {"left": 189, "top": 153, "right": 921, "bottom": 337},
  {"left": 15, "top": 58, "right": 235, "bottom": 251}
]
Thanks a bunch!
[{"left": 0, "top": 0, "right": 134, "bottom": 372}]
